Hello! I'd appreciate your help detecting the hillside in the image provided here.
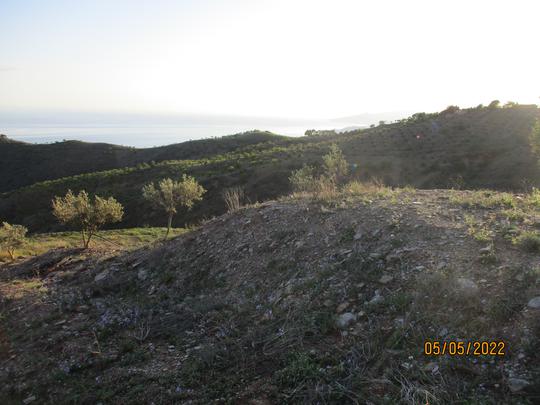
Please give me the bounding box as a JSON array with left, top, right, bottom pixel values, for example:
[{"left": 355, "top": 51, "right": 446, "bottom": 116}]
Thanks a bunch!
[
  {"left": 1, "top": 105, "right": 539, "bottom": 233},
  {"left": 0, "top": 227, "right": 186, "bottom": 262},
  {"left": 1, "top": 188, "right": 539, "bottom": 403},
  {"left": 0, "top": 131, "right": 293, "bottom": 192}
]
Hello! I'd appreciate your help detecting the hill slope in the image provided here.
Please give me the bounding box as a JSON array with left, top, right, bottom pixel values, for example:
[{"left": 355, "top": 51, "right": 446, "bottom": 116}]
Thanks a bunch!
[
  {"left": 1, "top": 105, "right": 539, "bottom": 233},
  {"left": 1, "top": 188, "right": 539, "bottom": 403},
  {"left": 0, "top": 131, "right": 293, "bottom": 192}
]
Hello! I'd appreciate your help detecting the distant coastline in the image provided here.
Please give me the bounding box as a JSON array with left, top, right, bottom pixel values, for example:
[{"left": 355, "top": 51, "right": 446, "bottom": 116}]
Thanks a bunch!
[{"left": 0, "top": 111, "right": 409, "bottom": 147}]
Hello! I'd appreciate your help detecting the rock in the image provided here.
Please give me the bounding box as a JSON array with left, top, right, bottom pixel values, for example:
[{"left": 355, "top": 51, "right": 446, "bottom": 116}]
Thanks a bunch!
[
  {"left": 137, "top": 268, "right": 148, "bottom": 281},
  {"left": 336, "top": 312, "right": 356, "bottom": 329},
  {"left": 23, "top": 396, "right": 36, "bottom": 404},
  {"left": 336, "top": 302, "right": 350, "bottom": 313},
  {"left": 353, "top": 231, "right": 363, "bottom": 240},
  {"left": 507, "top": 377, "right": 530, "bottom": 392},
  {"left": 479, "top": 246, "right": 492, "bottom": 255},
  {"left": 436, "top": 262, "right": 447, "bottom": 270},
  {"left": 369, "top": 291, "right": 384, "bottom": 305},
  {"left": 423, "top": 362, "right": 439, "bottom": 373},
  {"left": 456, "top": 278, "right": 478, "bottom": 294},
  {"left": 438, "top": 327, "right": 449, "bottom": 337},
  {"left": 369, "top": 252, "right": 382, "bottom": 260},
  {"left": 527, "top": 296, "right": 540, "bottom": 309},
  {"left": 323, "top": 299, "right": 333, "bottom": 307},
  {"left": 414, "top": 265, "right": 426, "bottom": 271},
  {"left": 94, "top": 270, "right": 109, "bottom": 282},
  {"left": 379, "top": 274, "right": 393, "bottom": 284},
  {"left": 385, "top": 253, "right": 400, "bottom": 263}
]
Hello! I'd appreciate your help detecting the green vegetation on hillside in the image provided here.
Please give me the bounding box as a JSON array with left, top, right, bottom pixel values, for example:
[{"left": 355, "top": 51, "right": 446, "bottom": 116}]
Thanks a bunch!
[
  {"left": 0, "top": 227, "right": 186, "bottom": 261},
  {"left": 1, "top": 105, "right": 539, "bottom": 233},
  {"left": 0, "top": 130, "right": 293, "bottom": 192}
]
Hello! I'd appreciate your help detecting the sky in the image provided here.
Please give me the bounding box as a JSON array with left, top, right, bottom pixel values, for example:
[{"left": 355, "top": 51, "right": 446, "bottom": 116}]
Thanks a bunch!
[{"left": 1, "top": 0, "right": 539, "bottom": 120}]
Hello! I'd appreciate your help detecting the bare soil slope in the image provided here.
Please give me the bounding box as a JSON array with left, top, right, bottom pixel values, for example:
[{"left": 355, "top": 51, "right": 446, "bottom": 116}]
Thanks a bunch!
[{"left": 1, "top": 189, "right": 539, "bottom": 404}]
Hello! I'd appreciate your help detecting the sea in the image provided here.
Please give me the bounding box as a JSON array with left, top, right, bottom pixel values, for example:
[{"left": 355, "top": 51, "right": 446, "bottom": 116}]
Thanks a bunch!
[
  {"left": 0, "top": 112, "right": 407, "bottom": 147},
  {"left": 1, "top": 123, "right": 328, "bottom": 148}
]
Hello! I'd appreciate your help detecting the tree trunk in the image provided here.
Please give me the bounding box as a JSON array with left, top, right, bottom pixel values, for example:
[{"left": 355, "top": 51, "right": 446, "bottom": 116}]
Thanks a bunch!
[
  {"left": 166, "top": 213, "right": 173, "bottom": 238},
  {"left": 81, "top": 230, "right": 87, "bottom": 249},
  {"left": 85, "top": 232, "right": 93, "bottom": 249}
]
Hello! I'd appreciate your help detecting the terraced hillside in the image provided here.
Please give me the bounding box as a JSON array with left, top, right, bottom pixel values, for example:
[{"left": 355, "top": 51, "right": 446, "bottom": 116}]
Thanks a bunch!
[
  {"left": 1, "top": 187, "right": 539, "bottom": 403},
  {"left": 1, "top": 105, "right": 539, "bottom": 233}
]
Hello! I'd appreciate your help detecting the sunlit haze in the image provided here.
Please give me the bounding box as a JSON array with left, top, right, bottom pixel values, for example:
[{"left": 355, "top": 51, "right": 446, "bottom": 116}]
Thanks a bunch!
[{"left": 1, "top": 0, "right": 539, "bottom": 121}]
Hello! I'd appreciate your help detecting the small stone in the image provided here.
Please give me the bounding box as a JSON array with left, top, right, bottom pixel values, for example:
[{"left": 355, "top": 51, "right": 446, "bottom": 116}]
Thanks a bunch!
[
  {"left": 507, "top": 378, "right": 529, "bottom": 393},
  {"left": 369, "top": 252, "right": 382, "bottom": 260},
  {"left": 137, "top": 269, "right": 148, "bottom": 281},
  {"left": 479, "top": 246, "right": 492, "bottom": 255},
  {"left": 336, "top": 302, "right": 350, "bottom": 313},
  {"left": 385, "top": 253, "right": 400, "bottom": 263},
  {"left": 336, "top": 312, "right": 356, "bottom": 329},
  {"left": 369, "top": 291, "right": 384, "bottom": 305},
  {"left": 94, "top": 270, "right": 109, "bottom": 282},
  {"left": 379, "top": 274, "right": 393, "bottom": 284},
  {"left": 527, "top": 297, "right": 540, "bottom": 309},
  {"left": 414, "top": 265, "right": 426, "bottom": 271},
  {"left": 438, "top": 327, "right": 449, "bottom": 337},
  {"left": 423, "top": 362, "right": 438, "bottom": 373},
  {"left": 456, "top": 278, "right": 478, "bottom": 294},
  {"left": 353, "top": 231, "right": 363, "bottom": 240},
  {"left": 436, "top": 262, "right": 447, "bottom": 270},
  {"left": 23, "top": 396, "right": 36, "bottom": 405}
]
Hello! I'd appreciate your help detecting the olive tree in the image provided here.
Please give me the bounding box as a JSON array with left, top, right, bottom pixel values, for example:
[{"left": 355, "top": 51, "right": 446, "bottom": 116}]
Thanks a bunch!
[
  {"left": 322, "top": 143, "right": 349, "bottom": 185},
  {"left": 289, "top": 144, "right": 349, "bottom": 194},
  {"left": 52, "top": 190, "right": 124, "bottom": 248},
  {"left": 289, "top": 164, "right": 317, "bottom": 193},
  {"left": 142, "top": 175, "right": 206, "bottom": 237},
  {"left": 0, "top": 222, "right": 27, "bottom": 260}
]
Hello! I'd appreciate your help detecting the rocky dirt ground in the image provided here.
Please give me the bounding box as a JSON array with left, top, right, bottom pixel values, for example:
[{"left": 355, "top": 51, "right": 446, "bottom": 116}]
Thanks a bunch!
[{"left": 1, "top": 188, "right": 539, "bottom": 404}]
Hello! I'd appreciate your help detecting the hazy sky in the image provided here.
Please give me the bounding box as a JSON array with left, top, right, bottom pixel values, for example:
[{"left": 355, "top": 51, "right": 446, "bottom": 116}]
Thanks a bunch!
[{"left": 1, "top": 0, "right": 539, "bottom": 119}]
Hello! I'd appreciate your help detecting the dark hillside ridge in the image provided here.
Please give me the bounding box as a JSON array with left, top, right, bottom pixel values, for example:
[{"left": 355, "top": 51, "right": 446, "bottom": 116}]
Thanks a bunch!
[
  {"left": 1, "top": 105, "right": 539, "bottom": 233},
  {"left": 0, "top": 131, "right": 293, "bottom": 192}
]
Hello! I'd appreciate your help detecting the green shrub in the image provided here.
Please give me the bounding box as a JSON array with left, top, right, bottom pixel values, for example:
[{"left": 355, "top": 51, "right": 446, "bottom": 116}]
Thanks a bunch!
[
  {"left": 526, "top": 187, "right": 540, "bottom": 208},
  {"left": 289, "top": 164, "right": 317, "bottom": 193},
  {"left": 0, "top": 222, "right": 27, "bottom": 260},
  {"left": 514, "top": 231, "right": 540, "bottom": 252},
  {"left": 275, "top": 352, "right": 322, "bottom": 388}
]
